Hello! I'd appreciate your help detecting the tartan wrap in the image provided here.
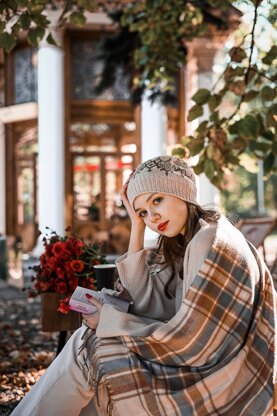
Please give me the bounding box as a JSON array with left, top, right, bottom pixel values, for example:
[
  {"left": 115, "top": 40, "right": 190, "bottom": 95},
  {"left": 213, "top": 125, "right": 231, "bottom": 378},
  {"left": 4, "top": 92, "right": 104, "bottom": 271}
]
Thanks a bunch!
[{"left": 85, "top": 221, "right": 276, "bottom": 416}]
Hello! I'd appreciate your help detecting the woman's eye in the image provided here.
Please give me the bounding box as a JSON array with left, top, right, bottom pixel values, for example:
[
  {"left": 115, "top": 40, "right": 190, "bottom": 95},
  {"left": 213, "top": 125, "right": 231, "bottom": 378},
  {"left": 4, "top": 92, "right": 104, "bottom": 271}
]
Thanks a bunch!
[
  {"left": 153, "top": 197, "right": 162, "bottom": 205},
  {"left": 139, "top": 210, "right": 147, "bottom": 218}
]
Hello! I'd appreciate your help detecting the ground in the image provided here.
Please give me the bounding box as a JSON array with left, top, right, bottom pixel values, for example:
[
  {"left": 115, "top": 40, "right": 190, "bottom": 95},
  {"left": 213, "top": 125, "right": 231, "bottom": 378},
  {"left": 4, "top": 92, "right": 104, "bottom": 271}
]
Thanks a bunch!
[
  {"left": 0, "top": 281, "right": 59, "bottom": 415},
  {"left": 0, "top": 235, "right": 276, "bottom": 415}
]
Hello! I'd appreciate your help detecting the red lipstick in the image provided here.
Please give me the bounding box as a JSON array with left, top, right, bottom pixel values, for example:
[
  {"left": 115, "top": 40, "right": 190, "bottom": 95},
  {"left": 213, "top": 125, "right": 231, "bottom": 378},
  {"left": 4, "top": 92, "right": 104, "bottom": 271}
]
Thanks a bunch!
[{"left": 158, "top": 221, "right": 169, "bottom": 232}]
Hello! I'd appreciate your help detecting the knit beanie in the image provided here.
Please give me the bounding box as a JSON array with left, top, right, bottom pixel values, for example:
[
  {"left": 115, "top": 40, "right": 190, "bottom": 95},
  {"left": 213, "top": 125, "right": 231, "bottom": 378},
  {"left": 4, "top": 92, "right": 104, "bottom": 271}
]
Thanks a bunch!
[{"left": 127, "top": 156, "right": 198, "bottom": 207}]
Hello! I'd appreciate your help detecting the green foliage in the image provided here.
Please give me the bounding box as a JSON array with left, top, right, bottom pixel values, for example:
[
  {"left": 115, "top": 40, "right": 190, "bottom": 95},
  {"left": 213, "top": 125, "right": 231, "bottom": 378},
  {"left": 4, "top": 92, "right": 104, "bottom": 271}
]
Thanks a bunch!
[
  {"left": 174, "top": 1, "right": 277, "bottom": 188},
  {"left": 120, "top": 0, "right": 205, "bottom": 98},
  {"left": 0, "top": 0, "right": 276, "bottom": 186},
  {"left": 0, "top": 32, "right": 16, "bottom": 52},
  {"left": 0, "top": 0, "right": 232, "bottom": 105},
  {"left": 191, "top": 89, "right": 211, "bottom": 105},
  {"left": 220, "top": 164, "right": 277, "bottom": 218},
  {"left": 187, "top": 104, "right": 204, "bottom": 121},
  {"left": 27, "top": 27, "right": 45, "bottom": 46},
  {"left": 0, "top": 0, "right": 91, "bottom": 51},
  {"left": 69, "top": 10, "right": 86, "bottom": 25}
]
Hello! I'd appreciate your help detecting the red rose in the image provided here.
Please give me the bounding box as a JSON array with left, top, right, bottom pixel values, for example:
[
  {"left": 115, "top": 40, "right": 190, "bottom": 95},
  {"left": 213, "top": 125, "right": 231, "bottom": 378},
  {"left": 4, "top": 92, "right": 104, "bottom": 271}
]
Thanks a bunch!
[
  {"left": 70, "top": 260, "right": 85, "bottom": 273},
  {"left": 42, "top": 268, "right": 52, "bottom": 278},
  {"left": 58, "top": 297, "right": 71, "bottom": 314},
  {"left": 75, "top": 240, "right": 85, "bottom": 256},
  {"left": 45, "top": 244, "right": 52, "bottom": 255},
  {"left": 55, "top": 281, "right": 67, "bottom": 294},
  {"left": 87, "top": 277, "right": 96, "bottom": 290},
  {"left": 56, "top": 267, "right": 65, "bottom": 279},
  {"left": 48, "top": 256, "right": 58, "bottom": 270},
  {"left": 68, "top": 276, "right": 79, "bottom": 291},
  {"left": 65, "top": 237, "right": 75, "bottom": 252},
  {"left": 76, "top": 240, "right": 85, "bottom": 249},
  {"left": 29, "top": 229, "right": 104, "bottom": 307},
  {"left": 52, "top": 242, "right": 67, "bottom": 258},
  {"left": 66, "top": 238, "right": 85, "bottom": 256},
  {"left": 65, "top": 261, "right": 72, "bottom": 272},
  {"left": 40, "top": 253, "right": 49, "bottom": 267},
  {"left": 35, "top": 280, "right": 50, "bottom": 292}
]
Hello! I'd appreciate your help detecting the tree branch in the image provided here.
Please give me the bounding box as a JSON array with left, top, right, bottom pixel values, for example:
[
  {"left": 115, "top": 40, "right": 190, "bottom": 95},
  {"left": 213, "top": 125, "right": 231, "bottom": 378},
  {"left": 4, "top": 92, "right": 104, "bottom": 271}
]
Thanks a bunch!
[{"left": 245, "top": 2, "right": 259, "bottom": 83}]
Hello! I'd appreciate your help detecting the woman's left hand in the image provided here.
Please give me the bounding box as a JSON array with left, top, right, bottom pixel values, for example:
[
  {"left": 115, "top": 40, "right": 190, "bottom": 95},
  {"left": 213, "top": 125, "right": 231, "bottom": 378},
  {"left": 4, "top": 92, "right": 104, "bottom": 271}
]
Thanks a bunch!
[{"left": 82, "top": 295, "right": 103, "bottom": 330}]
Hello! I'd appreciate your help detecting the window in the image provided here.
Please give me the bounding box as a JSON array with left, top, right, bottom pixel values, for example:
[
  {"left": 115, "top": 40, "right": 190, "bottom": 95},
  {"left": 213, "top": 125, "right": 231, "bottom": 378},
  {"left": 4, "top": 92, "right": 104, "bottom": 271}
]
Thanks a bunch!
[
  {"left": 14, "top": 47, "right": 38, "bottom": 104},
  {"left": 71, "top": 38, "right": 130, "bottom": 101}
]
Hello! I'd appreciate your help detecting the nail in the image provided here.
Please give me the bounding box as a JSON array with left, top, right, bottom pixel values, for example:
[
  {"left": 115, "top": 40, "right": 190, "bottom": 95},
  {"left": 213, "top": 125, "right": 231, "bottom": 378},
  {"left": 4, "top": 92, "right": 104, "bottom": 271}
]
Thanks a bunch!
[{"left": 85, "top": 293, "right": 92, "bottom": 299}]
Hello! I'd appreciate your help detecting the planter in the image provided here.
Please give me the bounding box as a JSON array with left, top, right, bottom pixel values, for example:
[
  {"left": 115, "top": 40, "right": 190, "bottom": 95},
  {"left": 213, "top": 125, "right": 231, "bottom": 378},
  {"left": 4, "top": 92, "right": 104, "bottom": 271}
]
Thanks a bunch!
[{"left": 41, "top": 292, "right": 82, "bottom": 332}]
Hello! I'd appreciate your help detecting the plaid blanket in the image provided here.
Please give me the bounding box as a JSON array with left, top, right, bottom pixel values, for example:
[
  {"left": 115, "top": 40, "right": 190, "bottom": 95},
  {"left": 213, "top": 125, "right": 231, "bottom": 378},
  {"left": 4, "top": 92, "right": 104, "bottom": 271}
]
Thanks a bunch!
[{"left": 85, "top": 222, "right": 276, "bottom": 415}]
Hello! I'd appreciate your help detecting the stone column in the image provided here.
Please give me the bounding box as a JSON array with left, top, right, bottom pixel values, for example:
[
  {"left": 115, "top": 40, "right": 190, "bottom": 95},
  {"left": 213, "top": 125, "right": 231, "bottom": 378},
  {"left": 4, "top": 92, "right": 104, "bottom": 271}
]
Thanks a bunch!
[
  {"left": 36, "top": 28, "right": 65, "bottom": 249},
  {"left": 141, "top": 95, "right": 167, "bottom": 247},
  {"left": 0, "top": 123, "right": 5, "bottom": 234},
  {"left": 187, "top": 40, "right": 221, "bottom": 207},
  {"left": 197, "top": 66, "right": 220, "bottom": 208},
  {"left": 141, "top": 96, "right": 167, "bottom": 162}
]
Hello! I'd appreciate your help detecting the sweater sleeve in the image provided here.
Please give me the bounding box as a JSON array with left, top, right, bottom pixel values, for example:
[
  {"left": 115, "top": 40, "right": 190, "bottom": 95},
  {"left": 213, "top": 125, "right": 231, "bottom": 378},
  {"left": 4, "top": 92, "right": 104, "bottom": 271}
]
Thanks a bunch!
[
  {"left": 115, "top": 249, "right": 176, "bottom": 320},
  {"left": 97, "top": 224, "right": 217, "bottom": 340},
  {"left": 96, "top": 305, "right": 164, "bottom": 338}
]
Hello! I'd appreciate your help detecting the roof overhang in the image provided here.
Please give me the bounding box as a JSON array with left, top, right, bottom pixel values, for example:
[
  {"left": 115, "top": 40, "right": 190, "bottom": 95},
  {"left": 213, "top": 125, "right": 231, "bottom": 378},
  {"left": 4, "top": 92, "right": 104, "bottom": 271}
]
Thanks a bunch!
[{"left": 0, "top": 102, "right": 38, "bottom": 124}]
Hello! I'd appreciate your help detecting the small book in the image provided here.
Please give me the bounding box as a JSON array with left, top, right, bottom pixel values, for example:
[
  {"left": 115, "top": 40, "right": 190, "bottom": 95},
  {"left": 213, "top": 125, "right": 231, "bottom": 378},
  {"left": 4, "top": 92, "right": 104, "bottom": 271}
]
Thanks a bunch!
[{"left": 69, "top": 286, "right": 131, "bottom": 315}]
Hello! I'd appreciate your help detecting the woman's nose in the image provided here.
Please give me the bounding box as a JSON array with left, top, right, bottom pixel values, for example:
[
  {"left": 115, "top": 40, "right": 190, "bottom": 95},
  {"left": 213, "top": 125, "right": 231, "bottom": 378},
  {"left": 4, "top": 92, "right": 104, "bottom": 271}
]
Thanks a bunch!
[{"left": 149, "top": 211, "right": 160, "bottom": 223}]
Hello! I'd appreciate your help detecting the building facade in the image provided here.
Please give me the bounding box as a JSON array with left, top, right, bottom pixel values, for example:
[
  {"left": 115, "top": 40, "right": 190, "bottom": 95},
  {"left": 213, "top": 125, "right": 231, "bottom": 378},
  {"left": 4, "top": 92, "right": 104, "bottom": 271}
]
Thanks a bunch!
[{"left": 0, "top": 12, "right": 230, "bottom": 254}]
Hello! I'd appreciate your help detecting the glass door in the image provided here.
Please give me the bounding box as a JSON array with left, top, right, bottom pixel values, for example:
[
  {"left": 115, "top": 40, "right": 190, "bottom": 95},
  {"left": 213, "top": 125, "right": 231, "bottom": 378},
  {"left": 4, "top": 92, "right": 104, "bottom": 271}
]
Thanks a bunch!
[
  {"left": 16, "top": 154, "right": 38, "bottom": 252},
  {"left": 71, "top": 152, "right": 134, "bottom": 250}
]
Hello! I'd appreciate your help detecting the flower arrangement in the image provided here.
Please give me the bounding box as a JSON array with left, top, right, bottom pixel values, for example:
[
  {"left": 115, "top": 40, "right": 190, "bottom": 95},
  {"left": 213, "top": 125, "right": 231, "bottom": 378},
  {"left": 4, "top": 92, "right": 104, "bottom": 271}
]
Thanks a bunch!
[{"left": 28, "top": 227, "right": 107, "bottom": 314}]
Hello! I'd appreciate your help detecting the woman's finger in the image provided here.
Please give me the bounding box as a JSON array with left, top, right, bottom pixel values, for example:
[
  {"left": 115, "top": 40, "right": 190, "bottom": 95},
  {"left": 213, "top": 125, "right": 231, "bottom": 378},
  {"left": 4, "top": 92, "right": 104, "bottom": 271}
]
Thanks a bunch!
[{"left": 85, "top": 293, "right": 102, "bottom": 309}]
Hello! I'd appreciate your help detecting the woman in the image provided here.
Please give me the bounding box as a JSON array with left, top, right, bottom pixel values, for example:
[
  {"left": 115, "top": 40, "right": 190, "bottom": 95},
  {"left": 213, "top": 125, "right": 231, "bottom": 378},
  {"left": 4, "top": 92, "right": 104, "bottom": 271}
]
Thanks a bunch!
[{"left": 12, "top": 156, "right": 276, "bottom": 415}]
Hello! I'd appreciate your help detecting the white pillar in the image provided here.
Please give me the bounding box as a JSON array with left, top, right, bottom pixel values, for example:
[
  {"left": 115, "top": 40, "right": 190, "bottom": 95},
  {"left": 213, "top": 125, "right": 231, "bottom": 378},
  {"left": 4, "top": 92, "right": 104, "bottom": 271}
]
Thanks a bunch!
[
  {"left": 257, "top": 160, "right": 265, "bottom": 215},
  {"left": 37, "top": 40, "right": 65, "bottom": 244},
  {"left": 187, "top": 43, "right": 220, "bottom": 208},
  {"left": 141, "top": 96, "right": 167, "bottom": 162},
  {"left": 141, "top": 96, "right": 167, "bottom": 247},
  {"left": 0, "top": 123, "right": 6, "bottom": 234},
  {"left": 197, "top": 70, "right": 220, "bottom": 208}
]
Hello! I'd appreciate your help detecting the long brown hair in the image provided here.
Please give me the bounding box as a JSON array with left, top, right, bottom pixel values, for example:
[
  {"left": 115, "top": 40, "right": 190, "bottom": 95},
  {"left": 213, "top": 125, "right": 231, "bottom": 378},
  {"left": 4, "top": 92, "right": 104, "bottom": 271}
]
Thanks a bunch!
[{"left": 156, "top": 203, "right": 220, "bottom": 299}]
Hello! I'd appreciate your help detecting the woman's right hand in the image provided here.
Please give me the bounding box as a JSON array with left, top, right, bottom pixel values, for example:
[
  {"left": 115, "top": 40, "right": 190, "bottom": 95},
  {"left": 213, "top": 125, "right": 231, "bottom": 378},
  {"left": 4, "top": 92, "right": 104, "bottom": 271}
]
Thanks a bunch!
[
  {"left": 120, "top": 179, "right": 146, "bottom": 256},
  {"left": 120, "top": 182, "right": 145, "bottom": 228}
]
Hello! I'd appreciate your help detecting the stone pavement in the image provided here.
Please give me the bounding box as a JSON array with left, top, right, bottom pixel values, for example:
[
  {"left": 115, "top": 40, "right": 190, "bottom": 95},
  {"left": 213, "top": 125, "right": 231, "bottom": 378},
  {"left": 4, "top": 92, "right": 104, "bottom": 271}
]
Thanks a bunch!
[
  {"left": 0, "top": 257, "right": 59, "bottom": 415},
  {"left": 0, "top": 237, "right": 276, "bottom": 415}
]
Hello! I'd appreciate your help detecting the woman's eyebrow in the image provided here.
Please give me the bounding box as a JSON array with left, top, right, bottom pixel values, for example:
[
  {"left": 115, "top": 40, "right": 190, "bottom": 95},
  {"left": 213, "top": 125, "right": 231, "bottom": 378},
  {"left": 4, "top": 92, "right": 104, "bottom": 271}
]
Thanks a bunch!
[{"left": 134, "top": 193, "right": 158, "bottom": 212}]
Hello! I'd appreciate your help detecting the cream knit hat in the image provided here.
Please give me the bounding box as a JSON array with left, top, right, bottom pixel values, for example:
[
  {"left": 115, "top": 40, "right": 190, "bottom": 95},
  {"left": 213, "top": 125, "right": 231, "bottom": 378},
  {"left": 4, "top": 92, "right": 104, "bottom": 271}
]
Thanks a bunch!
[{"left": 127, "top": 156, "right": 198, "bottom": 207}]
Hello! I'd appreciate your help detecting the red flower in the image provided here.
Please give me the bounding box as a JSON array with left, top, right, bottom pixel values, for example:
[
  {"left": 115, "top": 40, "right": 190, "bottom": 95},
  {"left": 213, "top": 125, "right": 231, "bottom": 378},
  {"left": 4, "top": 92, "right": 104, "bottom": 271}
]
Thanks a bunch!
[
  {"left": 56, "top": 267, "right": 65, "bottom": 279},
  {"left": 28, "top": 228, "right": 106, "bottom": 314},
  {"left": 65, "top": 261, "right": 73, "bottom": 272},
  {"left": 45, "top": 244, "right": 52, "bottom": 255},
  {"left": 40, "top": 253, "right": 49, "bottom": 267},
  {"left": 83, "top": 277, "right": 96, "bottom": 290},
  {"left": 48, "top": 256, "right": 58, "bottom": 270},
  {"left": 65, "top": 237, "right": 75, "bottom": 252},
  {"left": 52, "top": 242, "right": 67, "bottom": 258},
  {"left": 66, "top": 238, "right": 85, "bottom": 256},
  {"left": 42, "top": 268, "right": 52, "bottom": 278},
  {"left": 55, "top": 281, "right": 67, "bottom": 294},
  {"left": 35, "top": 280, "right": 50, "bottom": 292},
  {"left": 58, "top": 297, "right": 71, "bottom": 314},
  {"left": 75, "top": 240, "right": 85, "bottom": 256},
  {"left": 70, "top": 260, "right": 85, "bottom": 273},
  {"left": 68, "top": 276, "right": 79, "bottom": 291}
]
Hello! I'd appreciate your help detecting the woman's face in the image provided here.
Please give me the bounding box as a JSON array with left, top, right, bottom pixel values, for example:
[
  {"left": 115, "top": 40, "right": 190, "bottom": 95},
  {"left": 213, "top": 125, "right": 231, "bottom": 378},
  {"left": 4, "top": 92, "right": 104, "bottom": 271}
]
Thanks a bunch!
[{"left": 133, "top": 193, "right": 188, "bottom": 237}]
